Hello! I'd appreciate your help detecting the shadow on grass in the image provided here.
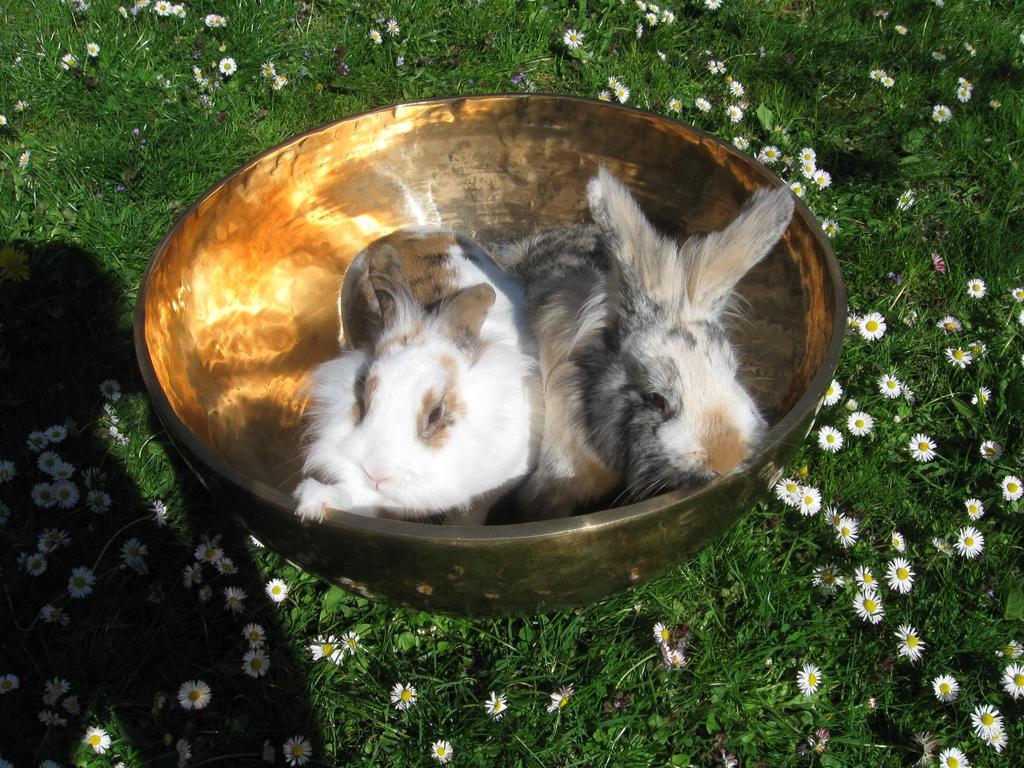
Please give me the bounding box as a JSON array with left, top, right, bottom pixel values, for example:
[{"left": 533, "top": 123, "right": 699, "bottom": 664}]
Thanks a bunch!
[{"left": 0, "top": 241, "right": 322, "bottom": 765}]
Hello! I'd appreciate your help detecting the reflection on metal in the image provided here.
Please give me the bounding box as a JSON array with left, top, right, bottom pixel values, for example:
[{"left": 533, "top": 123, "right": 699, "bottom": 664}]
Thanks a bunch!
[{"left": 135, "top": 95, "right": 846, "bottom": 616}]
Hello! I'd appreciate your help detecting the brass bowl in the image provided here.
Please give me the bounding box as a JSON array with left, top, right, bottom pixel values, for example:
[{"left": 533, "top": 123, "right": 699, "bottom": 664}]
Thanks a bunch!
[{"left": 135, "top": 95, "right": 845, "bottom": 615}]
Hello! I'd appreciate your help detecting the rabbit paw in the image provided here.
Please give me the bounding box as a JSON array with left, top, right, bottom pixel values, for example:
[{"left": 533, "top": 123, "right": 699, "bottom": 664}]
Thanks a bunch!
[{"left": 293, "top": 478, "right": 352, "bottom": 523}]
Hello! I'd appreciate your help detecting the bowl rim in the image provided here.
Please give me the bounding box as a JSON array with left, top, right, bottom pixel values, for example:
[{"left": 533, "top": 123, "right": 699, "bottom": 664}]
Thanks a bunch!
[{"left": 133, "top": 92, "right": 847, "bottom": 543}]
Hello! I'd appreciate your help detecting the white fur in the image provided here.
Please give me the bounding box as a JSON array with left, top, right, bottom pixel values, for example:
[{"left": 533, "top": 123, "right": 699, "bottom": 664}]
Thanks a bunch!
[{"left": 295, "top": 230, "right": 539, "bottom": 524}]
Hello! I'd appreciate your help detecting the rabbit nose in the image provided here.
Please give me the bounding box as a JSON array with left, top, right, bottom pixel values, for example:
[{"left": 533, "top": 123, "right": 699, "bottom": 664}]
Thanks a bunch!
[
  {"left": 361, "top": 463, "right": 390, "bottom": 490},
  {"left": 704, "top": 425, "right": 748, "bottom": 477}
]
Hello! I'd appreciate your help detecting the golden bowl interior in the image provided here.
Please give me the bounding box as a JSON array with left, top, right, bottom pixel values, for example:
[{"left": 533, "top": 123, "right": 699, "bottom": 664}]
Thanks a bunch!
[{"left": 136, "top": 95, "right": 844, "bottom": 614}]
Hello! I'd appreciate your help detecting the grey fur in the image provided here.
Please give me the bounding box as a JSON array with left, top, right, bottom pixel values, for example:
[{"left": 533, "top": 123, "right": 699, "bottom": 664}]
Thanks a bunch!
[{"left": 495, "top": 167, "right": 795, "bottom": 518}]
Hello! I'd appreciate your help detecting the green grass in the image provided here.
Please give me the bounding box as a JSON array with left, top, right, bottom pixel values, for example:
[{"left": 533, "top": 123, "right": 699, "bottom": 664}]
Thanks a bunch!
[{"left": 2, "top": 0, "right": 1024, "bottom": 765}]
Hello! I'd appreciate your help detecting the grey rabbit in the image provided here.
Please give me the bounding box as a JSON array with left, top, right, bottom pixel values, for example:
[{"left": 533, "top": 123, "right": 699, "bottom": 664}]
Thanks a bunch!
[{"left": 495, "top": 166, "right": 795, "bottom": 519}]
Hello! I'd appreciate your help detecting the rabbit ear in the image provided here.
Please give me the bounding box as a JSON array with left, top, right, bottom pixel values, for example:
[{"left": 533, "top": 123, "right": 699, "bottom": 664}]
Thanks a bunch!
[
  {"left": 678, "top": 186, "right": 794, "bottom": 319},
  {"left": 362, "top": 244, "right": 410, "bottom": 328},
  {"left": 587, "top": 166, "right": 663, "bottom": 273},
  {"left": 438, "top": 283, "right": 496, "bottom": 348}
]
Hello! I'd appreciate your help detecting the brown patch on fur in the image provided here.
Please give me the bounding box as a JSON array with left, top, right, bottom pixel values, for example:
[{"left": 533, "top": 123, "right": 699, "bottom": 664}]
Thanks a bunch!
[
  {"left": 372, "top": 230, "right": 460, "bottom": 306},
  {"left": 440, "top": 283, "right": 495, "bottom": 349},
  {"left": 704, "top": 409, "right": 748, "bottom": 476},
  {"left": 350, "top": 374, "right": 379, "bottom": 424},
  {"left": 372, "top": 320, "right": 424, "bottom": 357},
  {"left": 417, "top": 361, "right": 463, "bottom": 449}
]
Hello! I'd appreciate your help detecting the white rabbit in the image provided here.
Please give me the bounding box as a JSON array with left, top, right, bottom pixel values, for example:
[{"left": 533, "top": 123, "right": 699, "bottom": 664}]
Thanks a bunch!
[
  {"left": 497, "top": 167, "right": 795, "bottom": 519},
  {"left": 293, "top": 227, "right": 540, "bottom": 524}
]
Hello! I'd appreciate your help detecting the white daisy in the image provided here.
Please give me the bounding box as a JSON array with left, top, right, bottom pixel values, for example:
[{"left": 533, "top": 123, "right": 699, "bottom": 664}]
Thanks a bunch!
[
  {"left": 820, "top": 218, "right": 840, "bottom": 238},
  {"left": 726, "top": 104, "right": 744, "bottom": 123},
  {"left": 775, "top": 477, "right": 802, "bottom": 506},
  {"left": 999, "top": 640, "right": 1024, "bottom": 659},
  {"left": 964, "top": 498, "right": 984, "bottom": 520},
  {"left": 728, "top": 80, "right": 745, "bottom": 97},
  {"left": 854, "top": 565, "right": 877, "bottom": 590},
  {"left": 242, "top": 648, "right": 271, "bottom": 678},
  {"left": 979, "top": 440, "right": 1002, "bottom": 462},
  {"left": 430, "top": 740, "right": 453, "bottom": 764},
  {"left": 341, "top": 630, "right": 362, "bottom": 656},
  {"left": 817, "top": 426, "right": 843, "bottom": 453},
  {"left": 955, "top": 526, "right": 984, "bottom": 558},
  {"left": 885, "top": 557, "right": 915, "bottom": 593},
  {"left": 896, "top": 189, "right": 915, "bottom": 211},
  {"left": 937, "top": 315, "right": 962, "bottom": 333},
  {"left": 309, "top": 637, "right": 344, "bottom": 664},
  {"left": 797, "top": 486, "right": 822, "bottom": 517},
  {"left": 789, "top": 180, "right": 806, "bottom": 198},
  {"left": 369, "top": 28, "right": 382, "bottom": 44},
  {"left": 945, "top": 347, "right": 973, "bottom": 368},
  {"left": 971, "top": 387, "right": 990, "bottom": 407},
  {"left": 1001, "top": 663, "right": 1024, "bottom": 699},
  {"left": 613, "top": 82, "right": 630, "bottom": 104},
  {"left": 283, "top": 735, "right": 312, "bottom": 766},
  {"left": 822, "top": 379, "right": 843, "bottom": 406},
  {"left": 836, "top": 516, "right": 859, "bottom": 548},
  {"left": 177, "top": 679, "right": 212, "bottom": 710},
  {"left": 962, "top": 278, "right": 987, "bottom": 299},
  {"left": 218, "top": 57, "right": 237, "bottom": 76},
  {"left": 981, "top": 728, "right": 1007, "bottom": 753},
  {"left": 995, "top": 475, "right": 1019, "bottom": 505},
  {"left": 811, "top": 564, "right": 845, "bottom": 593},
  {"left": 933, "top": 674, "right": 959, "bottom": 701},
  {"left": 707, "top": 59, "right": 726, "bottom": 74},
  {"left": 204, "top": 13, "right": 227, "bottom": 27},
  {"left": 67, "top": 566, "right": 95, "bottom": 598},
  {"left": 932, "top": 104, "right": 953, "bottom": 123},
  {"left": 563, "top": 29, "right": 584, "bottom": 50},
  {"left": 667, "top": 97, "right": 682, "bottom": 113},
  {"left": 546, "top": 685, "right": 573, "bottom": 713},
  {"left": 223, "top": 586, "right": 246, "bottom": 614},
  {"left": 83, "top": 726, "right": 111, "bottom": 753},
  {"left": 937, "top": 748, "right": 968, "bottom": 768},
  {"left": 878, "top": 374, "right": 902, "bottom": 398},
  {"left": 391, "top": 682, "right": 417, "bottom": 710},
  {"left": 847, "top": 411, "right": 874, "bottom": 436},
  {"left": 759, "top": 145, "right": 781, "bottom": 164},
  {"left": 796, "top": 663, "right": 822, "bottom": 696},
  {"left": 853, "top": 588, "right": 884, "bottom": 623},
  {"left": 265, "top": 578, "right": 288, "bottom": 603},
  {"left": 1011, "top": 287, "right": 1024, "bottom": 302},
  {"left": 890, "top": 531, "right": 906, "bottom": 552},
  {"left": 813, "top": 169, "right": 832, "bottom": 188},
  {"left": 484, "top": 691, "right": 508, "bottom": 720},
  {"left": 908, "top": 434, "right": 937, "bottom": 463},
  {"left": 859, "top": 312, "right": 886, "bottom": 340},
  {"left": 0, "top": 674, "right": 19, "bottom": 693},
  {"left": 243, "top": 623, "right": 266, "bottom": 647},
  {"left": 971, "top": 704, "right": 1002, "bottom": 739},
  {"left": 895, "top": 624, "right": 925, "bottom": 662},
  {"left": 694, "top": 97, "right": 712, "bottom": 112},
  {"left": 85, "top": 42, "right": 100, "bottom": 57}
]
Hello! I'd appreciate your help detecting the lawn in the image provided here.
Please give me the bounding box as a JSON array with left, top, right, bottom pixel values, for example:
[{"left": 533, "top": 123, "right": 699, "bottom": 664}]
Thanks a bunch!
[{"left": 2, "top": 0, "right": 1024, "bottom": 766}]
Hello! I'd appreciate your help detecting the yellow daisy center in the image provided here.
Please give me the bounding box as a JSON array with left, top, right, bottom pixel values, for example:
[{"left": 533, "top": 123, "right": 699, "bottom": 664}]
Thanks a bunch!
[
  {"left": 945, "top": 322, "right": 955, "bottom": 329},
  {"left": 918, "top": 442, "right": 929, "bottom": 451},
  {"left": 964, "top": 537, "right": 974, "bottom": 547},
  {"left": 897, "top": 568, "right": 909, "bottom": 580},
  {"left": 292, "top": 745, "right": 305, "bottom": 756},
  {"left": 1014, "top": 674, "right": 1024, "bottom": 687},
  {"left": 948, "top": 758, "right": 959, "bottom": 768},
  {"left": 953, "top": 350, "right": 964, "bottom": 360},
  {"left": 401, "top": 690, "right": 412, "bottom": 702},
  {"left": 807, "top": 673, "right": 817, "bottom": 687},
  {"left": 436, "top": 747, "right": 447, "bottom": 756},
  {"left": 89, "top": 734, "right": 101, "bottom": 746},
  {"left": 493, "top": 700, "right": 504, "bottom": 711},
  {"left": 907, "top": 635, "right": 918, "bottom": 647},
  {"left": 804, "top": 496, "right": 814, "bottom": 505},
  {"left": 855, "top": 419, "right": 864, "bottom": 428},
  {"left": 1004, "top": 646, "right": 1016, "bottom": 657},
  {"left": 865, "top": 320, "right": 879, "bottom": 332},
  {"left": 558, "top": 696, "right": 569, "bottom": 708},
  {"left": 969, "top": 505, "right": 978, "bottom": 514},
  {"left": 864, "top": 573, "right": 874, "bottom": 584},
  {"left": 252, "top": 658, "right": 263, "bottom": 669},
  {"left": 864, "top": 599, "right": 877, "bottom": 612},
  {"left": 887, "top": 381, "right": 896, "bottom": 389},
  {"left": 827, "top": 434, "right": 835, "bottom": 443},
  {"left": 940, "top": 683, "right": 950, "bottom": 694},
  {"left": 786, "top": 483, "right": 798, "bottom": 493},
  {"left": 1008, "top": 483, "right": 1020, "bottom": 494},
  {"left": 822, "top": 573, "right": 835, "bottom": 583},
  {"left": 982, "top": 713, "right": 994, "bottom": 726},
  {"left": 841, "top": 527, "right": 851, "bottom": 537},
  {"left": 189, "top": 690, "right": 201, "bottom": 701},
  {"left": 322, "top": 644, "right": 334, "bottom": 655},
  {"left": 660, "top": 629, "right": 670, "bottom": 641}
]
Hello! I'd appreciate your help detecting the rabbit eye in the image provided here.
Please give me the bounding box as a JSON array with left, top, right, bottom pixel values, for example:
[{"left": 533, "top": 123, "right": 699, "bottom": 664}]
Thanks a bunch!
[
  {"left": 644, "top": 391, "right": 673, "bottom": 419},
  {"left": 427, "top": 401, "right": 446, "bottom": 427}
]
